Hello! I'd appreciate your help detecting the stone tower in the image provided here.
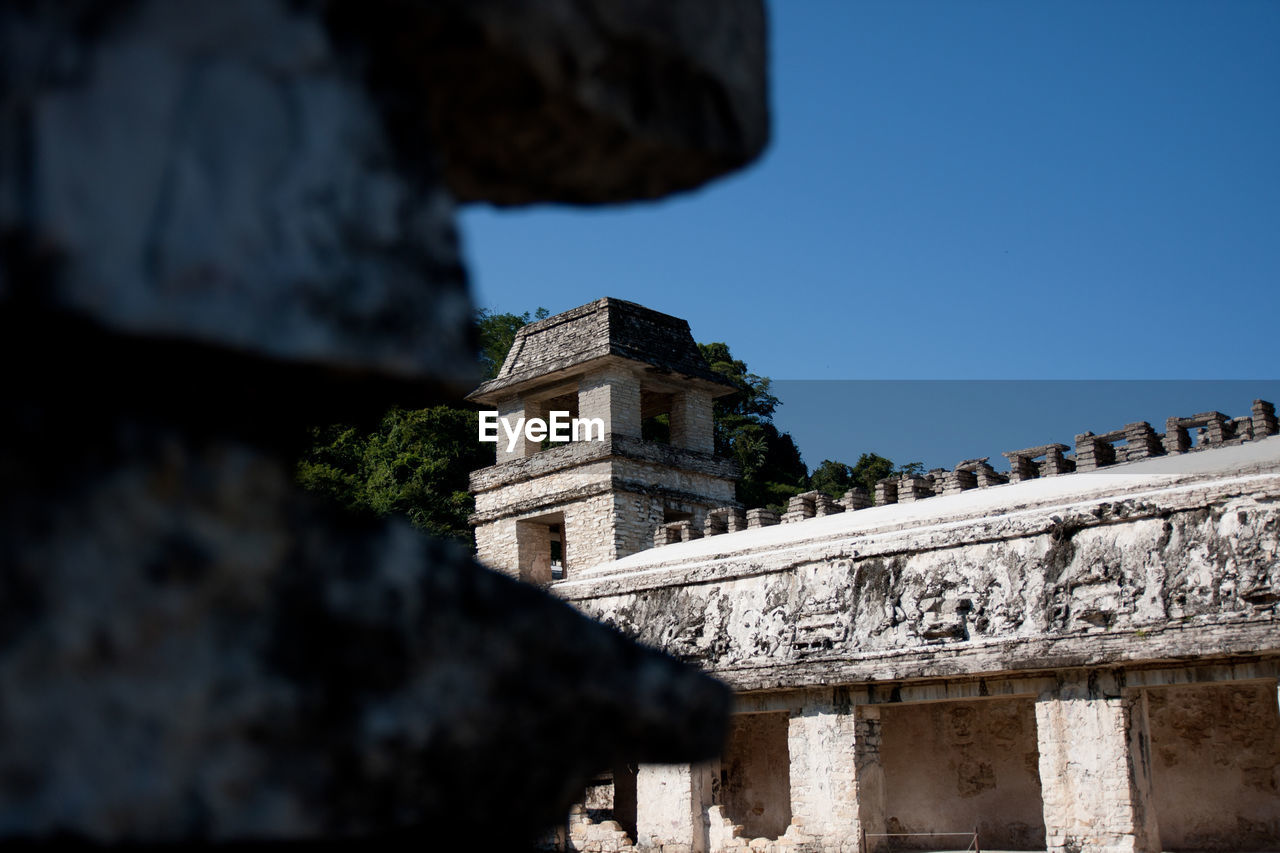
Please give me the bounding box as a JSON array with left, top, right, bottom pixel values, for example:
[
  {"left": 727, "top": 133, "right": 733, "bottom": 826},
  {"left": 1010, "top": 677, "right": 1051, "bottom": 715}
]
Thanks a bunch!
[{"left": 468, "top": 298, "right": 740, "bottom": 582}]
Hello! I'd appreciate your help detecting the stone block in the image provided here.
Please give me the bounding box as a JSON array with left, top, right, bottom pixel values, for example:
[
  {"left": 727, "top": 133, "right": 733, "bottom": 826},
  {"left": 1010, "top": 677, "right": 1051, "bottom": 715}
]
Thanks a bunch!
[
  {"left": 1253, "top": 399, "right": 1278, "bottom": 437},
  {"left": 873, "top": 478, "right": 898, "bottom": 505},
  {"left": 748, "top": 508, "right": 780, "bottom": 528}
]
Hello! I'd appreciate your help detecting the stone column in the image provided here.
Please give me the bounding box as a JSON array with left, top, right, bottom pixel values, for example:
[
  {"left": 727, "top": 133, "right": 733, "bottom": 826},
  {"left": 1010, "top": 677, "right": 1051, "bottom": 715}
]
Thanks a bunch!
[
  {"left": 636, "top": 762, "right": 715, "bottom": 853},
  {"left": 786, "top": 697, "right": 885, "bottom": 853},
  {"left": 579, "top": 367, "right": 642, "bottom": 439},
  {"left": 494, "top": 396, "right": 531, "bottom": 462},
  {"left": 474, "top": 517, "right": 518, "bottom": 578},
  {"left": 670, "top": 390, "right": 714, "bottom": 453},
  {"left": 1035, "top": 680, "right": 1161, "bottom": 853}
]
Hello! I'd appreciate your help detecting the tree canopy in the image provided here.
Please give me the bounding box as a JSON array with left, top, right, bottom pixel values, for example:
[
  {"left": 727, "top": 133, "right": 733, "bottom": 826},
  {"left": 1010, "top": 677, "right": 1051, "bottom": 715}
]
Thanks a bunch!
[
  {"left": 295, "top": 309, "right": 538, "bottom": 544},
  {"left": 477, "top": 307, "right": 548, "bottom": 380}
]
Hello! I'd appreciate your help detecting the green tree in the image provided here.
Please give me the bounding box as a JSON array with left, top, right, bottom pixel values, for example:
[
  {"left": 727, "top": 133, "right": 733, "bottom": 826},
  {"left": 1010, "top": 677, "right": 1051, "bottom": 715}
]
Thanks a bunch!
[
  {"left": 298, "top": 405, "right": 494, "bottom": 542},
  {"left": 698, "top": 341, "right": 807, "bottom": 511},
  {"left": 298, "top": 308, "right": 547, "bottom": 544},
  {"left": 849, "top": 452, "right": 896, "bottom": 498},
  {"left": 809, "top": 459, "right": 855, "bottom": 500},
  {"left": 478, "top": 307, "right": 548, "bottom": 380}
]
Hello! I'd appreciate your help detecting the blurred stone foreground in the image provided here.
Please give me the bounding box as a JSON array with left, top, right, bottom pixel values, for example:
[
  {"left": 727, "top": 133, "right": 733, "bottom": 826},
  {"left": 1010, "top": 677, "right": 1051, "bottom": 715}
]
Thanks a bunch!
[{"left": 0, "top": 0, "right": 767, "bottom": 846}]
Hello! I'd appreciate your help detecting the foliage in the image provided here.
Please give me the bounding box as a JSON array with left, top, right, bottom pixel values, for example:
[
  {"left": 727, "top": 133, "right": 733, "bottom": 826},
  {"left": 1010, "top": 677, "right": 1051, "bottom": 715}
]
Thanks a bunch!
[
  {"left": 809, "top": 453, "right": 923, "bottom": 503},
  {"left": 808, "top": 459, "right": 857, "bottom": 500},
  {"left": 698, "top": 341, "right": 806, "bottom": 511},
  {"left": 478, "top": 307, "right": 548, "bottom": 380},
  {"left": 297, "top": 406, "right": 494, "bottom": 542},
  {"left": 297, "top": 306, "right": 548, "bottom": 545}
]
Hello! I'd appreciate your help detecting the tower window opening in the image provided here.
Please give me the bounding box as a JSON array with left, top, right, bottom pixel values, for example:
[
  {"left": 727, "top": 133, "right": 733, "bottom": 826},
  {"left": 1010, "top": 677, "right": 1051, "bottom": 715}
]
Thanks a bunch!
[{"left": 641, "top": 387, "right": 673, "bottom": 444}]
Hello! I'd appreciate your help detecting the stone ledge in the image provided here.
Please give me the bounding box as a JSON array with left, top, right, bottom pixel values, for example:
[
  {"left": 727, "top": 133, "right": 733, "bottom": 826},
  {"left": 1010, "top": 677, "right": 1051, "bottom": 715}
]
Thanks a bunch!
[
  {"left": 558, "top": 467, "right": 1280, "bottom": 600},
  {"left": 710, "top": 618, "right": 1280, "bottom": 694},
  {"left": 470, "top": 434, "right": 739, "bottom": 493},
  {"left": 471, "top": 476, "right": 740, "bottom": 526}
]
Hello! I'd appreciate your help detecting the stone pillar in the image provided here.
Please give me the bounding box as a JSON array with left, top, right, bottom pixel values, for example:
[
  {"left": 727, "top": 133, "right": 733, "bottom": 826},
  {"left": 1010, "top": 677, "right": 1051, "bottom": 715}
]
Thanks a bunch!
[
  {"left": 579, "top": 367, "right": 642, "bottom": 439},
  {"left": 1075, "top": 432, "right": 1117, "bottom": 472},
  {"left": 1035, "top": 681, "right": 1161, "bottom": 853},
  {"left": 898, "top": 475, "right": 932, "bottom": 503},
  {"left": 1004, "top": 452, "right": 1038, "bottom": 483},
  {"left": 474, "top": 517, "right": 518, "bottom": 578},
  {"left": 873, "top": 478, "right": 897, "bottom": 506},
  {"left": 704, "top": 507, "right": 747, "bottom": 536},
  {"left": 1164, "top": 417, "right": 1191, "bottom": 454},
  {"left": 670, "top": 390, "right": 714, "bottom": 453},
  {"left": 515, "top": 519, "right": 552, "bottom": 585},
  {"left": 1253, "top": 399, "right": 1278, "bottom": 438},
  {"left": 494, "top": 397, "right": 530, "bottom": 462},
  {"left": 1202, "top": 412, "right": 1230, "bottom": 445},
  {"left": 940, "top": 467, "right": 977, "bottom": 495},
  {"left": 1123, "top": 422, "right": 1162, "bottom": 460},
  {"left": 747, "top": 508, "right": 779, "bottom": 528},
  {"left": 783, "top": 492, "right": 818, "bottom": 523},
  {"left": 1041, "top": 445, "right": 1075, "bottom": 476},
  {"left": 786, "top": 698, "right": 885, "bottom": 853},
  {"left": 842, "top": 487, "right": 872, "bottom": 511},
  {"left": 636, "top": 762, "right": 715, "bottom": 853}
]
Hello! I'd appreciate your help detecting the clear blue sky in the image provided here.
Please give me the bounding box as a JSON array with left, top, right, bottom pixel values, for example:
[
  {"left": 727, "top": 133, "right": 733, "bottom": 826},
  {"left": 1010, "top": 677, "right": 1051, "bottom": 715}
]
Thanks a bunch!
[{"left": 458, "top": 1, "right": 1279, "bottom": 469}]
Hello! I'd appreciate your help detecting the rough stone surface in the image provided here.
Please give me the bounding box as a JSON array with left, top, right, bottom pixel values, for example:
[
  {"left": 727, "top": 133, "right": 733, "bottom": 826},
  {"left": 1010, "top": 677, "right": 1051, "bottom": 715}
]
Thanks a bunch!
[
  {"left": 0, "top": 0, "right": 474, "bottom": 389},
  {"left": 880, "top": 698, "right": 1045, "bottom": 850},
  {"left": 398, "top": 2, "right": 770, "bottom": 205},
  {"left": 1035, "top": 687, "right": 1160, "bottom": 853},
  {"left": 560, "top": 442, "right": 1280, "bottom": 690},
  {"left": 1146, "top": 683, "right": 1280, "bottom": 850},
  {"left": 637, "top": 763, "right": 716, "bottom": 853},
  {"left": 0, "top": 412, "right": 731, "bottom": 844},
  {"left": 719, "top": 713, "right": 791, "bottom": 839},
  {"left": 1, "top": 5, "right": 774, "bottom": 845},
  {"left": 784, "top": 699, "right": 868, "bottom": 853},
  {"left": 469, "top": 299, "right": 738, "bottom": 404}
]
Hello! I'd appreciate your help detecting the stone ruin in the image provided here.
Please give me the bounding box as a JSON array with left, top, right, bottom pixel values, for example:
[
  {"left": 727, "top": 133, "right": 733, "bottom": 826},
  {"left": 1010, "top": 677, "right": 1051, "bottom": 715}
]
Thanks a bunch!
[
  {"left": 644, "top": 399, "right": 1280, "bottom": 542},
  {"left": 468, "top": 297, "right": 742, "bottom": 582},
  {"left": 471, "top": 299, "right": 1280, "bottom": 853},
  {"left": 0, "top": 1, "right": 769, "bottom": 846}
]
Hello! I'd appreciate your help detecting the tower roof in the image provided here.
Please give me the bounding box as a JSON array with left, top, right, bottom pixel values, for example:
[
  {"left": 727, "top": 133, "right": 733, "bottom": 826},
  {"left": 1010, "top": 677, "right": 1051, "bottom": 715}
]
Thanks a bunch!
[{"left": 467, "top": 298, "right": 737, "bottom": 403}]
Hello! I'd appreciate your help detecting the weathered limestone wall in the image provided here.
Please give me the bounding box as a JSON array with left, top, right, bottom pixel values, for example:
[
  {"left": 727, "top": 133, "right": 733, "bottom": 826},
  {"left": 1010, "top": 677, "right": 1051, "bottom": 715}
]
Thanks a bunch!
[
  {"left": 719, "top": 713, "right": 792, "bottom": 839},
  {"left": 671, "top": 390, "right": 716, "bottom": 454},
  {"left": 477, "top": 493, "right": 617, "bottom": 580},
  {"left": 1146, "top": 683, "right": 1280, "bottom": 851},
  {"left": 1035, "top": 685, "right": 1161, "bottom": 853},
  {"left": 560, "top": 441, "right": 1280, "bottom": 690},
  {"left": 473, "top": 436, "right": 738, "bottom": 577},
  {"left": 880, "top": 698, "right": 1045, "bottom": 850},
  {"left": 614, "top": 456, "right": 738, "bottom": 509},
  {"left": 783, "top": 697, "right": 879, "bottom": 853},
  {"left": 637, "top": 763, "right": 716, "bottom": 853},
  {"left": 558, "top": 443, "right": 1280, "bottom": 853},
  {"left": 581, "top": 367, "right": 644, "bottom": 439}
]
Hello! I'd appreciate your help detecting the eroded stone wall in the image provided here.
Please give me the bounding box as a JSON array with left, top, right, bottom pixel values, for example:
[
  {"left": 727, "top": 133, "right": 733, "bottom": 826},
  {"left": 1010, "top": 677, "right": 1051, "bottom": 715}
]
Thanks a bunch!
[
  {"left": 567, "top": 475, "right": 1280, "bottom": 690},
  {"left": 1146, "top": 683, "right": 1280, "bottom": 851},
  {"left": 880, "top": 698, "right": 1045, "bottom": 850},
  {"left": 474, "top": 437, "right": 738, "bottom": 577},
  {"left": 719, "top": 713, "right": 792, "bottom": 840}
]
